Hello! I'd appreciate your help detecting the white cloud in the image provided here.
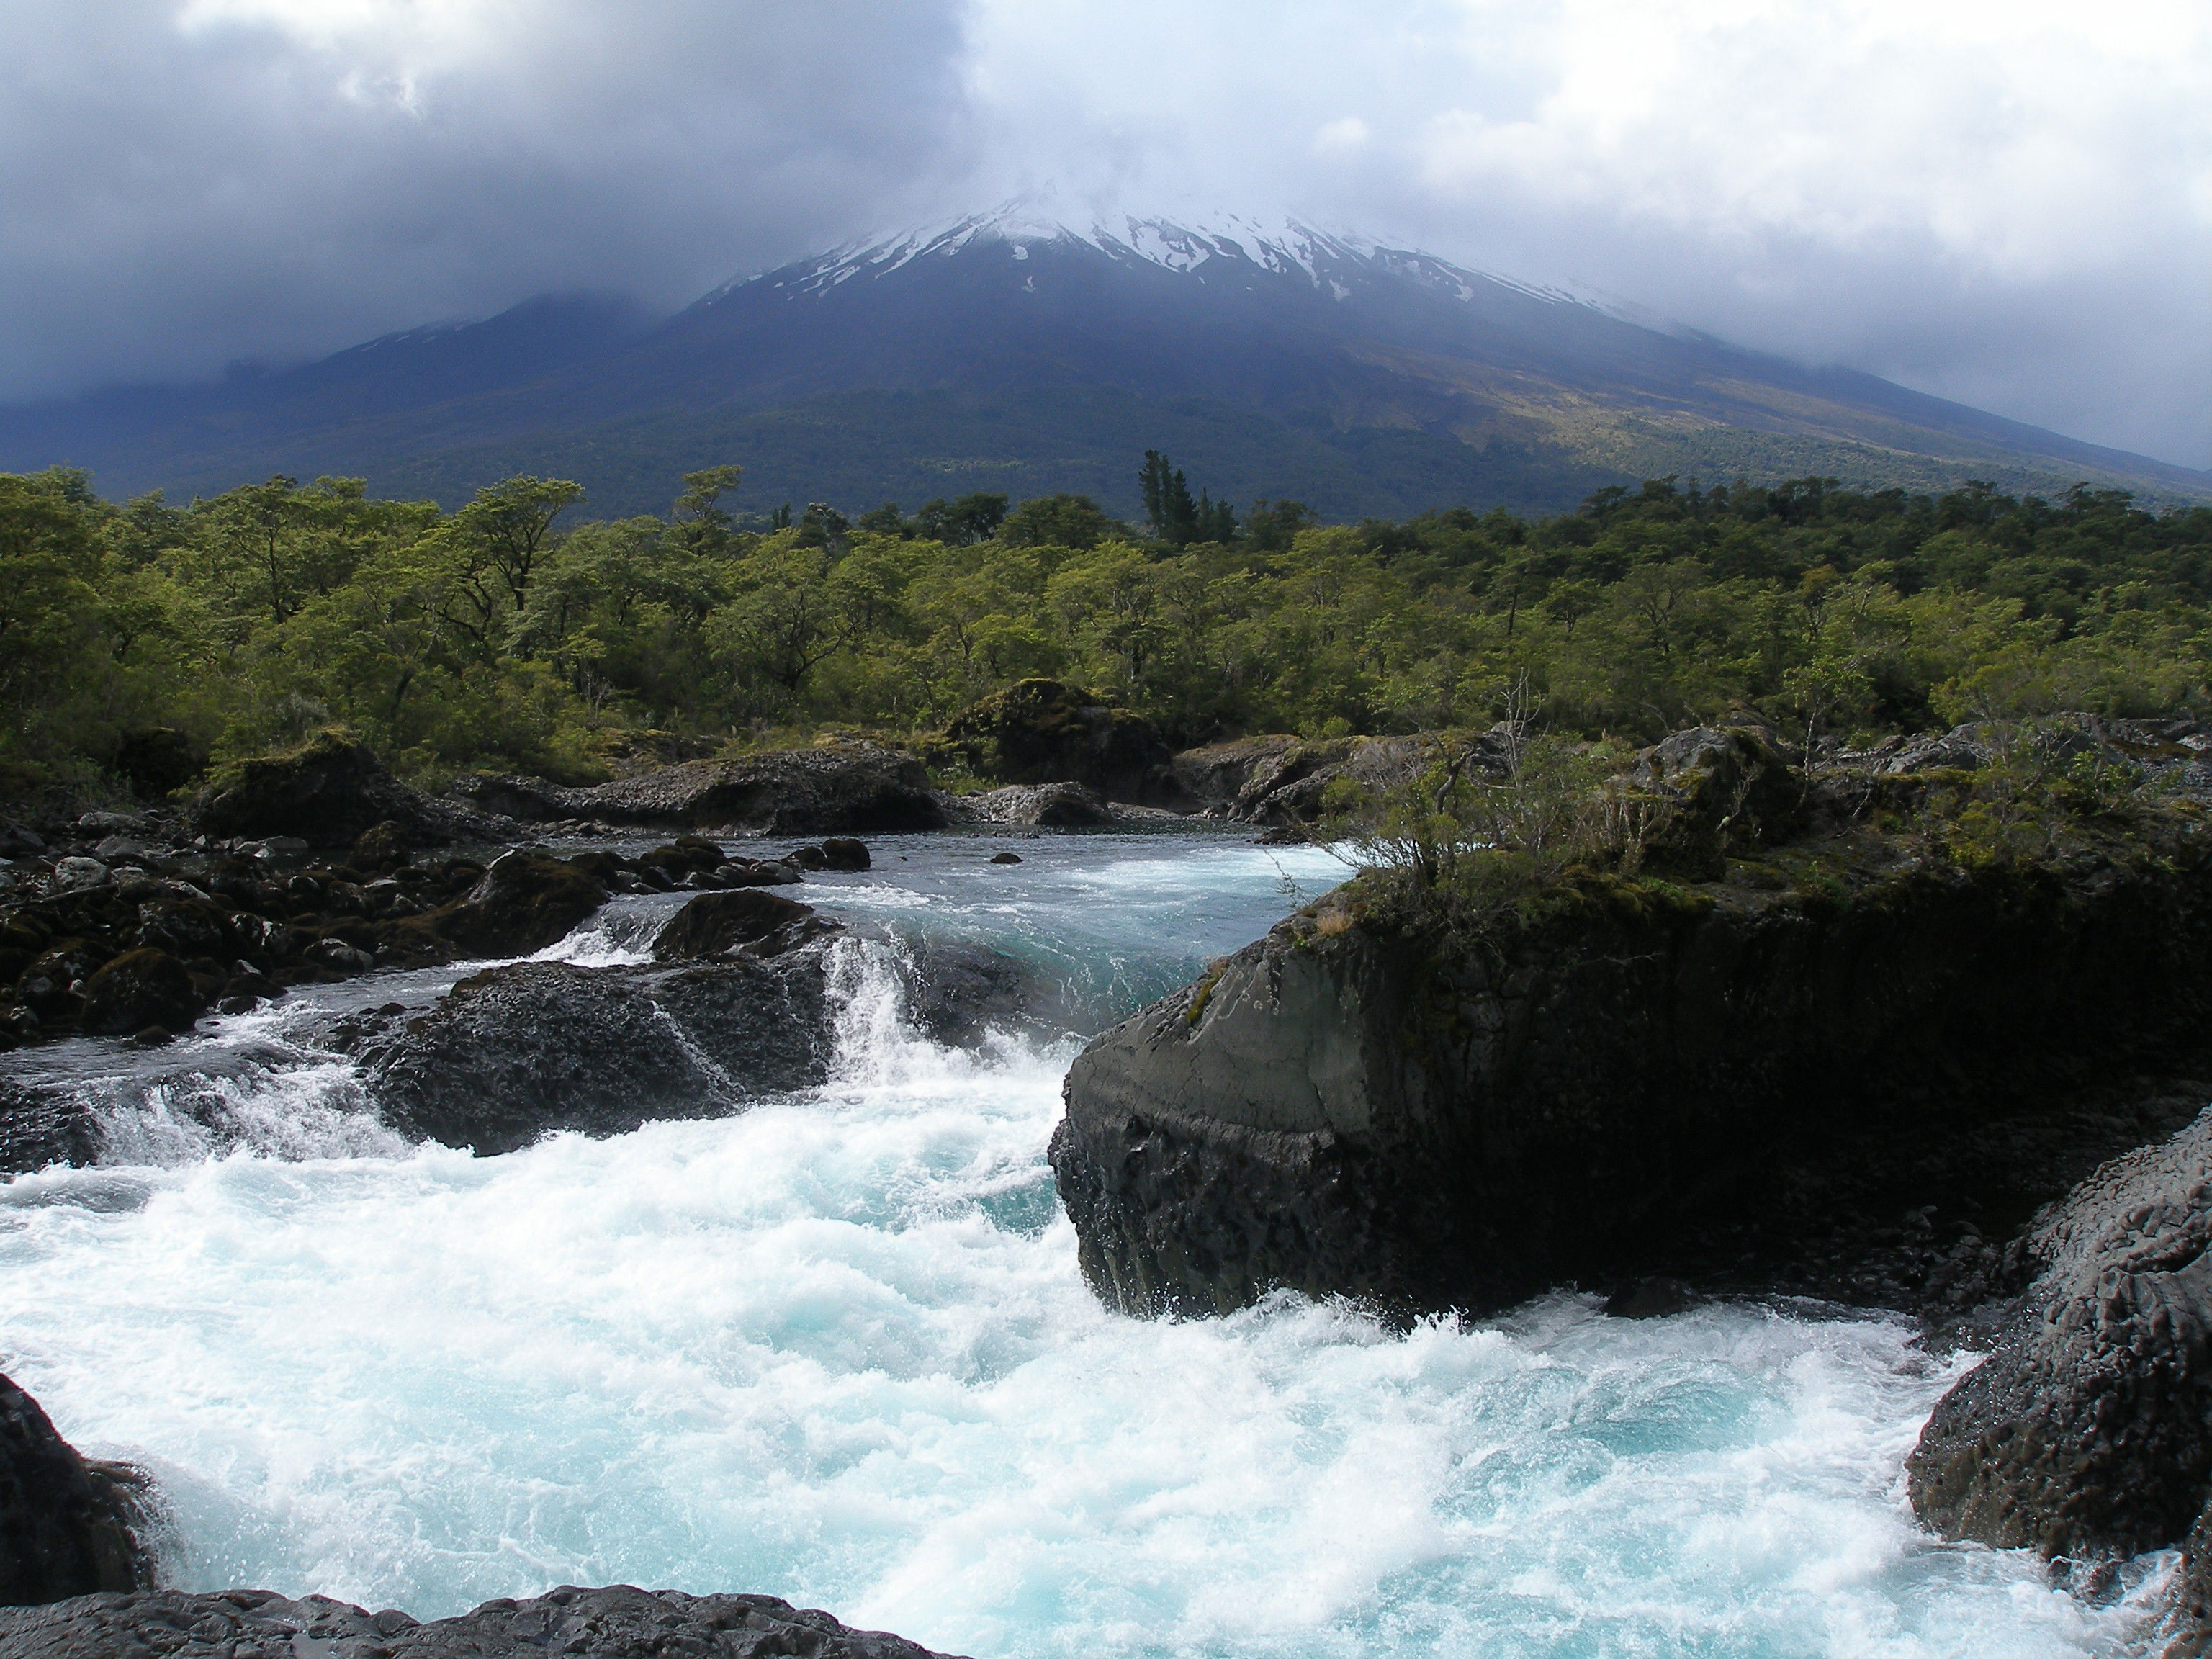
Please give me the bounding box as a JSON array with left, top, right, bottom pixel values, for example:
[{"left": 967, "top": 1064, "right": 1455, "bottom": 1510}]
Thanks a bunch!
[{"left": 958, "top": 0, "right": 2212, "bottom": 465}]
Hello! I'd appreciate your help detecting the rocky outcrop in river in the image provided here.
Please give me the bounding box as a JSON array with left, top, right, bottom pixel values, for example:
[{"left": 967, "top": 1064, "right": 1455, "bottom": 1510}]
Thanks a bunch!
[
  {"left": 1907, "top": 1106, "right": 2212, "bottom": 1559},
  {"left": 1054, "top": 721, "right": 2212, "bottom": 1321}
]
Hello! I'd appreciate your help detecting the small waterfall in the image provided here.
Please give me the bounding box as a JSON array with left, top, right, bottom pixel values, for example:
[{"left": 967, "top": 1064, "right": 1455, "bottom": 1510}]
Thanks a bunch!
[{"left": 89, "top": 1058, "right": 408, "bottom": 1166}]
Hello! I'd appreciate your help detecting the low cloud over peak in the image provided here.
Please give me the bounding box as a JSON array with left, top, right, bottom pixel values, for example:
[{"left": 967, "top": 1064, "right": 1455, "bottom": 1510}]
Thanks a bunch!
[{"left": 3, "top": 0, "right": 2207, "bottom": 469}]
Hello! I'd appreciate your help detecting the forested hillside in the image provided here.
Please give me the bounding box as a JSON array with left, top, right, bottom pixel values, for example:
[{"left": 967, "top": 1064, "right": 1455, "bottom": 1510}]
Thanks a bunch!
[{"left": 5, "top": 455, "right": 2209, "bottom": 804}]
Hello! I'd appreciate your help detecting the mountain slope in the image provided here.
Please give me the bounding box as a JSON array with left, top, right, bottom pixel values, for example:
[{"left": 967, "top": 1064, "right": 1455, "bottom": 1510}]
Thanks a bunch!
[{"left": 3, "top": 207, "right": 2205, "bottom": 517}]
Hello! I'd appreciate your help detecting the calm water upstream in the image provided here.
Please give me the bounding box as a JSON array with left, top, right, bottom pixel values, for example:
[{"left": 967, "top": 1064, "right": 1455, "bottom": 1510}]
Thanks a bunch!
[{"left": 0, "top": 831, "right": 2168, "bottom": 1656}]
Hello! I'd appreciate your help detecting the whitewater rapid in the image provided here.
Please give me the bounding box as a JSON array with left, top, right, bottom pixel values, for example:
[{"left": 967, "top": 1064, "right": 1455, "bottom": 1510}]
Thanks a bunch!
[{"left": 0, "top": 834, "right": 2170, "bottom": 1657}]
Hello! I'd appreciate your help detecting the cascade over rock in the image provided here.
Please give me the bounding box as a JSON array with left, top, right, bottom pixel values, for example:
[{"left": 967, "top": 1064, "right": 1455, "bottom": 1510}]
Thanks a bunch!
[{"left": 365, "top": 953, "right": 838, "bottom": 1154}]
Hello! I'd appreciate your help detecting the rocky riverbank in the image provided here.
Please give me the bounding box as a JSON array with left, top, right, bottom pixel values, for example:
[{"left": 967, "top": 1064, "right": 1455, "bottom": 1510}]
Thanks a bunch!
[{"left": 1052, "top": 713, "right": 2212, "bottom": 1647}]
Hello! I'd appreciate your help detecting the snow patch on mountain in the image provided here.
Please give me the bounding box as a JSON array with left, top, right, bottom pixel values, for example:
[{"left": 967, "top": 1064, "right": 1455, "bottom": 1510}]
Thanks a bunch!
[{"left": 702, "top": 199, "right": 1596, "bottom": 316}]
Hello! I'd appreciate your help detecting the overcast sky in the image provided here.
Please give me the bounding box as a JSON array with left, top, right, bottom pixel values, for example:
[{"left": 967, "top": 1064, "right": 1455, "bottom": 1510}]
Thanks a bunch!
[{"left": 3, "top": 0, "right": 2207, "bottom": 467}]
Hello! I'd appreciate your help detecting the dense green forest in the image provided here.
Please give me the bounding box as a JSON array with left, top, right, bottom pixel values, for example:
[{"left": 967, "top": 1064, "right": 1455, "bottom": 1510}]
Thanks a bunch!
[{"left": 4, "top": 454, "right": 2210, "bottom": 803}]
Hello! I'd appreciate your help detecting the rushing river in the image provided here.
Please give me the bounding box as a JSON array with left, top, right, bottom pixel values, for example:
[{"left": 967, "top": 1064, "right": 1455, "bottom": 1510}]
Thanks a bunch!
[{"left": 0, "top": 832, "right": 2170, "bottom": 1657}]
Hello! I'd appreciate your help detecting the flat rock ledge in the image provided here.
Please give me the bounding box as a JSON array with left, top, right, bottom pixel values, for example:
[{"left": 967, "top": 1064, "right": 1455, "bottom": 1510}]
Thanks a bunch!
[{"left": 0, "top": 1586, "right": 962, "bottom": 1659}]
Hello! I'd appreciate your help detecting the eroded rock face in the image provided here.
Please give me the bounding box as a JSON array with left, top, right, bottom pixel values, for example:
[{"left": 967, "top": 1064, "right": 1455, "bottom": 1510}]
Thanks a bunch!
[
  {"left": 1907, "top": 1108, "right": 2212, "bottom": 1559},
  {"left": 392, "top": 850, "right": 610, "bottom": 961},
  {"left": 365, "top": 955, "right": 837, "bottom": 1153},
  {"left": 1052, "top": 844, "right": 2212, "bottom": 1320},
  {"left": 0, "top": 1584, "right": 961, "bottom": 1659},
  {"left": 452, "top": 742, "right": 946, "bottom": 834},
  {"left": 0, "top": 1373, "right": 156, "bottom": 1607}
]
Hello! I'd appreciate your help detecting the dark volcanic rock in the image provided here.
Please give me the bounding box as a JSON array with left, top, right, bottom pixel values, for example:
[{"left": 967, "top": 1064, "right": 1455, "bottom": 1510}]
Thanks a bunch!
[
  {"left": 396, "top": 850, "right": 609, "bottom": 959},
  {"left": 819, "top": 837, "right": 871, "bottom": 871},
  {"left": 1907, "top": 1108, "right": 2212, "bottom": 1560},
  {"left": 896, "top": 937, "right": 1038, "bottom": 1047},
  {"left": 367, "top": 956, "right": 835, "bottom": 1153},
  {"left": 0, "top": 1584, "right": 961, "bottom": 1658},
  {"left": 1052, "top": 840, "right": 2212, "bottom": 1319},
  {"left": 194, "top": 732, "right": 419, "bottom": 847},
  {"left": 930, "top": 680, "right": 1182, "bottom": 806},
  {"left": 452, "top": 742, "right": 946, "bottom": 834},
  {"left": 0, "top": 1372, "right": 156, "bottom": 1606},
  {"left": 76, "top": 949, "right": 204, "bottom": 1038},
  {"left": 0, "top": 1080, "right": 100, "bottom": 1175},
  {"left": 652, "top": 889, "right": 831, "bottom": 961}
]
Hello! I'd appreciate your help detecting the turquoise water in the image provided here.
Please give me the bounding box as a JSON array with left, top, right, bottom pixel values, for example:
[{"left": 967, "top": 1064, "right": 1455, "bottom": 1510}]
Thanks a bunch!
[{"left": 0, "top": 833, "right": 2166, "bottom": 1655}]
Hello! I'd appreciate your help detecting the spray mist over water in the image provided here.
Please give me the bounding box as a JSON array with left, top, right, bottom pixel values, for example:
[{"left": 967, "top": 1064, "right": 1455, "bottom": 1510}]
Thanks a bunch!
[{"left": 0, "top": 834, "right": 2166, "bottom": 1655}]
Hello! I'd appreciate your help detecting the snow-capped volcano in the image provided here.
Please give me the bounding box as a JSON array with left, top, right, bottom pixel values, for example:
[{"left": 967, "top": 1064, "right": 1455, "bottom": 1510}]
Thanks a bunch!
[
  {"left": 716, "top": 199, "right": 1586, "bottom": 314},
  {"left": 5, "top": 201, "right": 2206, "bottom": 517}
]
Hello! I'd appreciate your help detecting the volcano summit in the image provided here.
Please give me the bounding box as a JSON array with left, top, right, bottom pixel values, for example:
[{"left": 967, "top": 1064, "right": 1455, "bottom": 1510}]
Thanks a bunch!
[{"left": 6, "top": 205, "right": 2206, "bottom": 516}]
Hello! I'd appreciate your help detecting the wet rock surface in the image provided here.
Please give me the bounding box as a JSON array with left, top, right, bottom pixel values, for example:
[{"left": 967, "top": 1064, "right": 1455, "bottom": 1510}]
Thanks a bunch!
[
  {"left": 0, "top": 1585, "right": 961, "bottom": 1658},
  {"left": 651, "top": 889, "right": 832, "bottom": 961},
  {"left": 364, "top": 953, "right": 840, "bottom": 1154},
  {"left": 0, "top": 1372, "right": 156, "bottom": 1606},
  {"left": 1908, "top": 1107, "right": 2212, "bottom": 1559},
  {"left": 0, "top": 815, "right": 858, "bottom": 1069}
]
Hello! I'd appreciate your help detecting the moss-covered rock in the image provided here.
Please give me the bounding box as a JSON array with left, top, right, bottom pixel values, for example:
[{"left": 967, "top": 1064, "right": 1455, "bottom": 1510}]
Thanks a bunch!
[
  {"left": 195, "top": 730, "right": 418, "bottom": 846},
  {"left": 928, "top": 680, "right": 1181, "bottom": 806},
  {"left": 77, "top": 948, "right": 203, "bottom": 1038}
]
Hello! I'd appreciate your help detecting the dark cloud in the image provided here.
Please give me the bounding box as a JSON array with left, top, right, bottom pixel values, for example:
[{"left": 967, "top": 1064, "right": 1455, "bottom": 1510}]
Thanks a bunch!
[{"left": 0, "top": 0, "right": 974, "bottom": 397}]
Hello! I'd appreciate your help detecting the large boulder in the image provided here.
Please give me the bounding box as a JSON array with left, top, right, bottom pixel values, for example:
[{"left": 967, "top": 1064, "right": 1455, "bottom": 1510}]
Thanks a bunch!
[
  {"left": 76, "top": 949, "right": 203, "bottom": 1038},
  {"left": 0, "top": 1373, "right": 156, "bottom": 1606},
  {"left": 651, "top": 889, "right": 831, "bottom": 961},
  {"left": 194, "top": 732, "right": 419, "bottom": 847},
  {"left": 1172, "top": 729, "right": 1513, "bottom": 826},
  {"left": 1907, "top": 1107, "right": 2212, "bottom": 1560},
  {"left": 451, "top": 741, "right": 946, "bottom": 834},
  {"left": 1052, "top": 830, "right": 2212, "bottom": 1319},
  {"left": 930, "top": 680, "right": 1182, "bottom": 806},
  {"left": 0, "top": 1584, "right": 958, "bottom": 1658},
  {"left": 366, "top": 955, "right": 837, "bottom": 1153},
  {"left": 390, "top": 850, "right": 609, "bottom": 960},
  {"left": 1627, "top": 724, "right": 1808, "bottom": 878}
]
